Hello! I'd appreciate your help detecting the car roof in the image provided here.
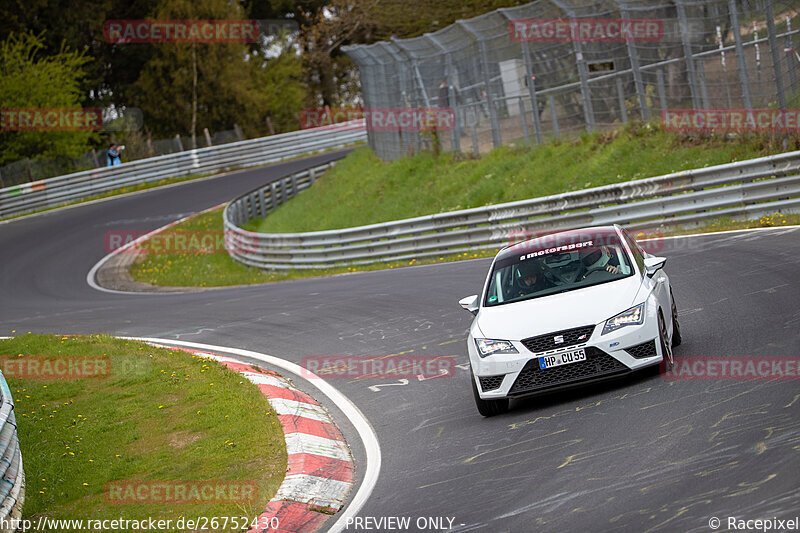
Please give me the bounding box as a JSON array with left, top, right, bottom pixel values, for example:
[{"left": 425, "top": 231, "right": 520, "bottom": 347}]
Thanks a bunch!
[{"left": 497, "top": 226, "right": 622, "bottom": 262}]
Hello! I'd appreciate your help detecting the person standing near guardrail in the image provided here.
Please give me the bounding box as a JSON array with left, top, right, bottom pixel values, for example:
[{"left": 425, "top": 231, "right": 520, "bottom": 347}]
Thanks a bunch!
[{"left": 106, "top": 144, "right": 122, "bottom": 166}]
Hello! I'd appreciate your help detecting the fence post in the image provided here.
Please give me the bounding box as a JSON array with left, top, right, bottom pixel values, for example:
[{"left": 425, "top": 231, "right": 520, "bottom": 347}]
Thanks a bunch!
[
  {"left": 787, "top": 17, "right": 797, "bottom": 93},
  {"left": 518, "top": 96, "right": 530, "bottom": 143},
  {"left": 499, "top": 8, "right": 543, "bottom": 143},
  {"left": 521, "top": 39, "right": 544, "bottom": 143},
  {"left": 549, "top": 1, "right": 595, "bottom": 131},
  {"left": 203, "top": 127, "right": 213, "bottom": 147},
  {"left": 728, "top": 0, "right": 753, "bottom": 109},
  {"left": 25, "top": 159, "right": 33, "bottom": 182},
  {"left": 234, "top": 124, "right": 244, "bottom": 140},
  {"left": 548, "top": 94, "right": 559, "bottom": 138},
  {"left": 765, "top": 0, "right": 786, "bottom": 109},
  {"left": 697, "top": 61, "right": 710, "bottom": 109},
  {"left": 0, "top": 169, "right": 4, "bottom": 189},
  {"left": 620, "top": 5, "right": 649, "bottom": 121},
  {"left": 616, "top": 77, "right": 628, "bottom": 123},
  {"left": 676, "top": 0, "right": 701, "bottom": 109},
  {"left": 174, "top": 135, "right": 184, "bottom": 152},
  {"left": 424, "top": 34, "right": 461, "bottom": 152},
  {"left": 469, "top": 108, "right": 479, "bottom": 154},
  {"left": 657, "top": 69, "right": 668, "bottom": 113},
  {"left": 457, "top": 21, "right": 502, "bottom": 148}
]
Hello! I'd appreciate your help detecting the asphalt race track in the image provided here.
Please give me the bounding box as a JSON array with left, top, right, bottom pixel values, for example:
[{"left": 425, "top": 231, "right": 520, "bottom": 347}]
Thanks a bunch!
[{"left": 1, "top": 153, "right": 799, "bottom": 533}]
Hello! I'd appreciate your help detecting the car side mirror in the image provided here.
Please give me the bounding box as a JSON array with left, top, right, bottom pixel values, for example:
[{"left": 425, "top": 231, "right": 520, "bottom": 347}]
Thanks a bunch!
[
  {"left": 459, "top": 295, "right": 479, "bottom": 315},
  {"left": 643, "top": 256, "right": 667, "bottom": 278}
]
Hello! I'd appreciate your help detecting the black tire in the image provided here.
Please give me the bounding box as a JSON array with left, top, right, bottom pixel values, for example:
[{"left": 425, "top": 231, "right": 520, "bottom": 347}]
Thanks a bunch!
[
  {"left": 658, "top": 311, "right": 674, "bottom": 369},
  {"left": 470, "top": 371, "right": 509, "bottom": 417},
  {"left": 670, "top": 288, "right": 682, "bottom": 347}
]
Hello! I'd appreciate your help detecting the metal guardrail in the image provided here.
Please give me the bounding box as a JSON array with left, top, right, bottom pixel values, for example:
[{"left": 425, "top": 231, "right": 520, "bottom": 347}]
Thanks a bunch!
[
  {"left": 0, "top": 371, "right": 24, "bottom": 533},
  {"left": 224, "top": 150, "right": 800, "bottom": 270},
  {"left": 0, "top": 122, "right": 366, "bottom": 219}
]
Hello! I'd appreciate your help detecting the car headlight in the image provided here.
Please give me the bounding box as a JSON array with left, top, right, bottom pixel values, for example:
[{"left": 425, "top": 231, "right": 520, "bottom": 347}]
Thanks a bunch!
[
  {"left": 602, "top": 303, "right": 645, "bottom": 335},
  {"left": 475, "top": 338, "right": 518, "bottom": 358}
]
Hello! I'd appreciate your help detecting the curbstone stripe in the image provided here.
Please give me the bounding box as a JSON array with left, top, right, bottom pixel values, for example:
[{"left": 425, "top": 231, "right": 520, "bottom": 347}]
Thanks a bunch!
[{"left": 175, "top": 348, "right": 354, "bottom": 533}]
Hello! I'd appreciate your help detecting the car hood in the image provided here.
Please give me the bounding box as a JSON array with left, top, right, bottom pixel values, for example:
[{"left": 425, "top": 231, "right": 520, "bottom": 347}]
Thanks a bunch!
[{"left": 476, "top": 276, "right": 644, "bottom": 340}]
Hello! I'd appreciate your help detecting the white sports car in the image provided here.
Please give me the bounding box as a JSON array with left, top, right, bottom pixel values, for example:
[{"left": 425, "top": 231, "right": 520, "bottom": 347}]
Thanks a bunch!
[{"left": 459, "top": 225, "right": 681, "bottom": 416}]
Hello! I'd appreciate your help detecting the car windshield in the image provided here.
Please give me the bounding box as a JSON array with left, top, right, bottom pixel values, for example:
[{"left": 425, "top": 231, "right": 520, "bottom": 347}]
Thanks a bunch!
[{"left": 484, "top": 234, "right": 634, "bottom": 307}]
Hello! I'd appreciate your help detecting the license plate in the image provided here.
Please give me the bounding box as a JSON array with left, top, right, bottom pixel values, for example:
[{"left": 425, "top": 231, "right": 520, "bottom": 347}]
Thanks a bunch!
[{"left": 538, "top": 348, "right": 586, "bottom": 369}]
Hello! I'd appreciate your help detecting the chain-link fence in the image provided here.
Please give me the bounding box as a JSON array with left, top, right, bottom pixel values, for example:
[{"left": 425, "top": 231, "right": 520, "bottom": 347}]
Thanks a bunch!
[
  {"left": 0, "top": 126, "right": 246, "bottom": 188},
  {"left": 343, "top": 0, "right": 800, "bottom": 160}
]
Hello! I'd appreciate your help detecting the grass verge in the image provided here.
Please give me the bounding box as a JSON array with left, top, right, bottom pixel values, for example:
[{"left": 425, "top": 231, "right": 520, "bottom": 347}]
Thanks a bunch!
[
  {"left": 1, "top": 334, "right": 286, "bottom": 531},
  {"left": 243, "top": 122, "right": 798, "bottom": 233}
]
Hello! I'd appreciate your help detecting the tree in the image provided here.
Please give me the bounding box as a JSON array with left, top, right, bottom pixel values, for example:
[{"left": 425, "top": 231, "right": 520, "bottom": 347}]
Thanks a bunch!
[
  {"left": 133, "top": 0, "right": 308, "bottom": 141},
  {"left": 0, "top": 32, "right": 96, "bottom": 165}
]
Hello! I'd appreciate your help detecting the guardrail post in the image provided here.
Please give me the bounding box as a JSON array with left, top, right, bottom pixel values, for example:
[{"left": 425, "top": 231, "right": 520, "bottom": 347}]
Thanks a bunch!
[
  {"left": 728, "top": 0, "right": 753, "bottom": 109},
  {"left": 290, "top": 174, "right": 298, "bottom": 198},
  {"left": 246, "top": 192, "right": 256, "bottom": 222},
  {"left": 616, "top": 77, "right": 628, "bottom": 123},
  {"left": 548, "top": 95, "right": 559, "bottom": 138},
  {"left": 270, "top": 182, "right": 278, "bottom": 210},
  {"left": 765, "top": 0, "right": 786, "bottom": 110},
  {"left": 310, "top": 168, "right": 316, "bottom": 184},
  {"left": 258, "top": 189, "right": 267, "bottom": 218}
]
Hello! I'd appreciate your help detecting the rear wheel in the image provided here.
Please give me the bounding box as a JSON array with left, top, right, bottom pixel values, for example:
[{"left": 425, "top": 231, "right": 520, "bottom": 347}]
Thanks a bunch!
[
  {"left": 471, "top": 370, "right": 509, "bottom": 417},
  {"left": 658, "top": 311, "right": 674, "bottom": 369},
  {"left": 670, "top": 288, "right": 682, "bottom": 347}
]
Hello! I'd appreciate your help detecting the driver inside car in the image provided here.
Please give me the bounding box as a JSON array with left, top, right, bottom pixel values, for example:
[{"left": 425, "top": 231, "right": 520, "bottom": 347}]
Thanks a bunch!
[
  {"left": 581, "top": 245, "right": 625, "bottom": 278},
  {"left": 515, "top": 260, "right": 552, "bottom": 296}
]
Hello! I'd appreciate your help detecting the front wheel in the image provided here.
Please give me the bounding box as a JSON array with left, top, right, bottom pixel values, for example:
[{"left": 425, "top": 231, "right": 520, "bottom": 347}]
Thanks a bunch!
[
  {"left": 670, "top": 288, "right": 682, "bottom": 347},
  {"left": 658, "top": 311, "right": 674, "bottom": 369},
  {"left": 471, "top": 371, "right": 509, "bottom": 417}
]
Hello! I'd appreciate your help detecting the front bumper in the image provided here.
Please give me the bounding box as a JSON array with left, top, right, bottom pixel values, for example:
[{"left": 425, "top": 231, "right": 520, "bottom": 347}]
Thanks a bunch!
[{"left": 469, "top": 313, "right": 663, "bottom": 400}]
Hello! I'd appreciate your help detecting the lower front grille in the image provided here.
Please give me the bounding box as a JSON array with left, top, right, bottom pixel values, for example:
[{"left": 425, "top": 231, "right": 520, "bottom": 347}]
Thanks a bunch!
[
  {"left": 521, "top": 325, "right": 595, "bottom": 353},
  {"left": 479, "top": 375, "right": 505, "bottom": 392},
  {"left": 508, "top": 347, "right": 628, "bottom": 396},
  {"left": 625, "top": 340, "right": 658, "bottom": 359}
]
